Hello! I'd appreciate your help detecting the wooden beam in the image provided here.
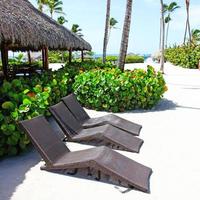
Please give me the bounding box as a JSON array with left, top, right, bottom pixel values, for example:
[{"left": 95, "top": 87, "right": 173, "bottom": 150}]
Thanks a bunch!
[
  {"left": 1, "top": 44, "right": 8, "bottom": 79},
  {"left": 42, "top": 47, "right": 49, "bottom": 70},
  {"left": 69, "top": 49, "right": 72, "bottom": 63},
  {"left": 81, "top": 50, "right": 84, "bottom": 62}
]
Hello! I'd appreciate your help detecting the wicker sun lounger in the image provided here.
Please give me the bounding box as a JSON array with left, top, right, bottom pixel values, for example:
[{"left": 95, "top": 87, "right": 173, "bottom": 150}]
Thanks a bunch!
[
  {"left": 19, "top": 116, "right": 152, "bottom": 192},
  {"left": 49, "top": 102, "right": 143, "bottom": 153},
  {"left": 62, "top": 94, "right": 142, "bottom": 136}
]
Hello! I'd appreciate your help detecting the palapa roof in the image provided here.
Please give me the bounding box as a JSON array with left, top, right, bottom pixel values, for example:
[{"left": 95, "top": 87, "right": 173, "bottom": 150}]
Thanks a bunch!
[{"left": 0, "top": 0, "right": 92, "bottom": 51}]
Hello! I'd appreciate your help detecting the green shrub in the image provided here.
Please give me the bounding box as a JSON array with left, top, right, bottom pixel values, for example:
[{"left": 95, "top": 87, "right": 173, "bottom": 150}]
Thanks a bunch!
[
  {"left": 48, "top": 51, "right": 69, "bottom": 63},
  {"left": 125, "top": 55, "right": 144, "bottom": 63},
  {"left": 106, "top": 55, "right": 118, "bottom": 62},
  {"left": 97, "top": 56, "right": 118, "bottom": 63},
  {"left": 165, "top": 45, "right": 200, "bottom": 68},
  {"left": 73, "top": 66, "right": 167, "bottom": 112},
  {"left": 64, "top": 60, "right": 116, "bottom": 92},
  {"left": 0, "top": 70, "right": 69, "bottom": 157},
  {"left": 0, "top": 60, "right": 116, "bottom": 158}
]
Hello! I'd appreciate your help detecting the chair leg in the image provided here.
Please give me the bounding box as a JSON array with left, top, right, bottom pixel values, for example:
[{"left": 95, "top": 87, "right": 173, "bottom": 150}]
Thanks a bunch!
[
  {"left": 95, "top": 170, "right": 101, "bottom": 181},
  {"left": 87, "top": 167, "right": 92, "bottom": 176},
  {"left": 67, "top": 168, "right": 78, "bottom": 175}
]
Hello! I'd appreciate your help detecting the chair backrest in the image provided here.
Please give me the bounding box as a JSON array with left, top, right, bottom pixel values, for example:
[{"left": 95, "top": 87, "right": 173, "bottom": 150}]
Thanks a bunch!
[
  {"left": 19, "top": 116, "right": 70, "bottom": 165},
  {"left": 62, "top": 94, "right": 90, "bottom": 123},
  {"left": 49, "top": 102, "right": 82, "bottom": 136}
]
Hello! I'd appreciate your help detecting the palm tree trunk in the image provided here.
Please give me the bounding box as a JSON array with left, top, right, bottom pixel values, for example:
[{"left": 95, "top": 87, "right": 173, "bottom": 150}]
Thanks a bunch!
[
  {"left": 107, "top": 28, "right": 112, "bottom": 45},
  {"left": 159, "top": 18, "right": 162, "bottom": 50},
  {"left": 160, "top": 0, "right": 165, "bottom": 73},
  {"left": 184, "top": 0, "right": 191, "bottom": 44},
  {"left": 103, "top": 0, "right": 111, "bottom": 63},
  {"left": 165, "top": 21, "right": 170, "bottom": 48},
  {"left": 118, "top": 0, "right": 133, "bottom": 71},
  {"left": 187, "top": 8, "right": 191, "bottom": 44},
  {"left": 183, "top": 19, "right": 188, "bottom": 44}
]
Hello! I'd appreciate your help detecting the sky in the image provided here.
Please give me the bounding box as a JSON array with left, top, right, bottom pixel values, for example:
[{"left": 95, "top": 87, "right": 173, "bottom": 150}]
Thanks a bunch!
[{"left": 30, "top": 0, "right": 200, "bottom": 55}]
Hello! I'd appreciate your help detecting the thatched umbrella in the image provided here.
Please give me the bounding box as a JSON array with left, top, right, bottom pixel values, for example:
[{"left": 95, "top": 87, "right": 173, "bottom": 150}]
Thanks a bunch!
[{"left": 0, "top": 0, "right": 92, "bottom": 77}]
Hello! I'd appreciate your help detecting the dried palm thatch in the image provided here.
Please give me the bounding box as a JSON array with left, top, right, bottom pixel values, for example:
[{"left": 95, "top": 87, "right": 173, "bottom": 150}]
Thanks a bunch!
[{"left": 0, "top": 0, "right": 92, "bottom": 51}]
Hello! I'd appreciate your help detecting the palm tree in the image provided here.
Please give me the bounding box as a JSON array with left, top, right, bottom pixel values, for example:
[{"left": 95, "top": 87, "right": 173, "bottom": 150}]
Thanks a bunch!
[
  {"left": 46, "top": 0, "right": 64, "bottom": 18},
  {"left": 102, "top": 0, "right": 111, "bottom": 63},
  {"left": 160, "top": 0, "right": 165, "bottom": 73},
  {"left": 184, "top": 0, "right": 192, "bottom": 44},
  {"left": 71, "top": 24, "right": 83, "bottom": 37},
  {"left": 108, "top": 17, "right": 118, "bottom": 42},
  {"left": 118, "top": 0, "right": 133, "bottom": 71},
  {"left": 164, "top": 2, "right": 180, "bottom": 48},
  {"left": 57, "top": 16, "right": 68, "bottom": 25},
  {"left": 37, "top": 0, "right": 48, "bottom": 12},
  {"left": 191, "top": 29, "right": 200, "bottom": 45},
  {"left": 57, "top": 16, "right": 68, "bottom": 62}
]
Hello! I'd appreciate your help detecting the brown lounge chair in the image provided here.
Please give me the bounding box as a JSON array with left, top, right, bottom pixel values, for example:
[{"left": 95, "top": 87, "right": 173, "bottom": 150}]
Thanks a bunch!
[
  {"left": 49, "top": 102, "right": 143, "bottom": 153},
  {"left": 62, "top": 94, "right": 142, "bottom": 136},
  {"left": 18, "top": 116, "right": 152, "bottom": 192}
]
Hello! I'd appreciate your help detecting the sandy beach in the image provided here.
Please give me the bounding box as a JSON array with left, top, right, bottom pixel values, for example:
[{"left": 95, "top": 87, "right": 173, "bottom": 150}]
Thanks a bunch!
[{"left": 1, "top": 61, "right": 200, "bottom": 200}]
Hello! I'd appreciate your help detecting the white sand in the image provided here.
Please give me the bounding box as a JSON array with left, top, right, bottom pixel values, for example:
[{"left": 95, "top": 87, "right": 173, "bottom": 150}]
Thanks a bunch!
[{"left": 1, "top": 61, "right": 200, "bottom": 200}]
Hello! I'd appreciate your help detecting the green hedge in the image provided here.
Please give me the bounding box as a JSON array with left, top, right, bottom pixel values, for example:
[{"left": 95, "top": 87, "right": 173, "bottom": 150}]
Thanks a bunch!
[
  {"left": 97, "top": 56, "right": 118, "bottom": 63},
  {"left": 125, "top": 55, "right": 144, "bottom": 63},
  {"left": 165, "top": 45, "right": 200, "bottom": 69},
  {"left": 97, "top": 55, "right": 144, "bottom": 64},
  {"left": 73, "top": 66, "right": 167, "bottom": 112}
]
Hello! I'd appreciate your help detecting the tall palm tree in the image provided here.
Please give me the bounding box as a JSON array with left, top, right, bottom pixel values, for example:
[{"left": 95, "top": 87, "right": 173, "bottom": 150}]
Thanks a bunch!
[
  {"left": 184, "top": 0, "right": 191, "bottom": 44},
  {"left": 164, "top": 2, "right": 180, "bottom": 48},
  {"left": 71, "top": 24, "right": 83, "bottom": 37},
  {"left": 103, "top": 0, "right": 111, "bottom": 63},
  {"left": 57, "top": 16, "right": 68, "bottom": 62},
  {"left": 108, "top": 17, "right": 118, "bottom": 42},
  {"left": 160, "top": 0, "right": 165, "bottom": 73},
  {"left": 46, "top": 0, "right": 64, "bottom": 18},
  {"left": 103, "top": 17, "right": 118, "bottom": 63},
  {"left": 118, "top": 0, "right": 133, "bottom": 71},
  {"left": 37, "top": 0, "right": 48, "bottom": 12}
]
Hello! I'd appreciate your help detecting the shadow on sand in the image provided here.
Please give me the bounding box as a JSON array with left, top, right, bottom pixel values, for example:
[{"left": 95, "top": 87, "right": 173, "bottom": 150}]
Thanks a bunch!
[
  {"left": 125, "top": 98, "right": 200, "bottom": 114},
  {"left": 0, "top": 148, "right": 40, "bottom": 200},
  {"left": 125, "top": 98, "right": 177, "bottom": 114}
]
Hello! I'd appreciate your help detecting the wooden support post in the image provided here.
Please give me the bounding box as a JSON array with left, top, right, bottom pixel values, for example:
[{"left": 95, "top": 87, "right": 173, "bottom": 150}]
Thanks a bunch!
[
  {"left": 81, "top": 50, "right": 84, "bottom": 62},
  {"left": 27, "top": 51, "right": 32, "bottom": 65},
  {"left": 1, "top": 44, "right": 8, "bottom": 79},
  {"left": 42, "top": 47, "right": 49, "bottom": 70},
  {"left": 69, "top": 49, "right": 72, "bottom": 63}
]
